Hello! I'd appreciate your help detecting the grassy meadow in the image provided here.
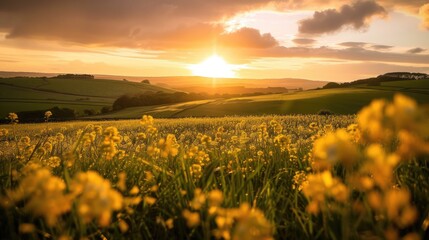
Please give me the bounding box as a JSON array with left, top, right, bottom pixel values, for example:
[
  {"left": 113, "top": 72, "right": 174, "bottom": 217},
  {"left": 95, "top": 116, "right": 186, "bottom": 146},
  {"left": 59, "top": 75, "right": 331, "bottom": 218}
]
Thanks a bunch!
[
  {"left": 92, "top": 79, "right": 429, "bottom": 119},
  {"left": 0, "top": 77, "right": 174, "bottom": 117},
  {"left": 0, "top": 94, "right": 428, "bottom": 239}
]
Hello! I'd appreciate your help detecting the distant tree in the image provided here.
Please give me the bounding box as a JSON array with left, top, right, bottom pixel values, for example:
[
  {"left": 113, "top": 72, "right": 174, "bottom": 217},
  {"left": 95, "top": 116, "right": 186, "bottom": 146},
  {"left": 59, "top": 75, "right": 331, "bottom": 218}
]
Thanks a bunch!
[
  {"left": 101, "top": 106, "right": 112, "bottom": 114},
  {"left": 318, "top": 109, "right": 334, "bottom": 116},
  {"left": 53, "top": 74, "right": 94, "bottom": 79},
  {"left": 323, "top": 82, "right": 340, "bottom": 89},
  {"left": 141, "top": 79, "right": 151, "bottom": 84},
  {"left": 83, "top": 109, "right": 97, "bottom": 116}
]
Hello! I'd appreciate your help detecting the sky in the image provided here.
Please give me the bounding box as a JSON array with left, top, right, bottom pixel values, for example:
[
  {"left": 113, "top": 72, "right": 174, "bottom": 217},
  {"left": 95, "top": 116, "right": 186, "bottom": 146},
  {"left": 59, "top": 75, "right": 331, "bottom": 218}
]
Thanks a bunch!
[{"left": 0, "top": 0, "right": 429, "bottom": 82}]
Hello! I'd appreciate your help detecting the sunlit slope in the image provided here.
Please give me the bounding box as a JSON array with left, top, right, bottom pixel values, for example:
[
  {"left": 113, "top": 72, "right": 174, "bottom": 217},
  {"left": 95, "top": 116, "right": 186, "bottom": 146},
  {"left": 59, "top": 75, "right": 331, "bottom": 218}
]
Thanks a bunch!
[
  {"left": 0, "top": 77, "right": 176, "bottom": 116},
  {"left": 95, "top": 79, "right": 429, "bottom": 118},
  {"left": 86, "top": 100, "right": 217, "bottom": 119}
]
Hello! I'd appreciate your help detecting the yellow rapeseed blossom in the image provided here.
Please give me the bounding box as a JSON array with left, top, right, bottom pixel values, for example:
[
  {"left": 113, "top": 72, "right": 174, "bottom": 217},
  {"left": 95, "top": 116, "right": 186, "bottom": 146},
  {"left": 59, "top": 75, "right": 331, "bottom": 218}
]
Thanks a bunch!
[
  {"left": 100, "top": 127, "right": 121, "bottom": 160},
  {"left": 70, "top": 171, "right": 123, "bottom": 227},
  {"left": 292, "top": 171, "right": 307, "bottom": 191},
  {"left": 6, "top": 166, "right": 72, "bottom": 226},
  {"left": 19, "top": 223, "right": 35, "bottom": 234},
  {"left": 362, "top": 144, "right": 399, "bottom": 189},
  {"left": 0, "top": 128, "right": 8, "bottom": 137},
  {"left": 273, "top": 134, "right": 291, "bottom": 152},
  {"left": 311, "top": 129, "right": 358, "bottom": 170},
  {"left": 8, "top": 112, "right": 18, "bottom": 124},
  {"left": 385, "top": 189, "right": 418, "bottom": 228},
  {"left": 44, "top": 111, "right": 52, "bottom": 121},
  {"left": 182, "top": 209, "right": 200, "bottom": 228},
  {"left": 208, "top": 189, "right": 224, "bottom": 207},
  {"left": 46, "top": 156, "right": 61, "bottom": 168},
  {"left": 302, "top": 171, "right": 349, "bottom": 214},
  {"left": 158, "top": 134, "right": 179, "bottom": 158},
  {"left": 231, "top": 203, "right": 273, "bottom": 240},
  {"left": 357, "top": 99, "right": 392, "bottom": 143},
  {"left": 190, "top": 188, "right": 206, "bottom": 210}
]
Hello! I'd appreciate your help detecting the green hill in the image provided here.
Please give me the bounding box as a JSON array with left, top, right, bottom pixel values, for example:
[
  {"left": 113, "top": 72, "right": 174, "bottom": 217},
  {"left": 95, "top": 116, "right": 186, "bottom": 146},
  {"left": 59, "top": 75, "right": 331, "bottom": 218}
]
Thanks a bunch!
[
  {"left": 0, "top": 76, "right": 176, "bottom": 117},
  {"left": 90, "top": 79, "right": 429, "bottom": 118}
]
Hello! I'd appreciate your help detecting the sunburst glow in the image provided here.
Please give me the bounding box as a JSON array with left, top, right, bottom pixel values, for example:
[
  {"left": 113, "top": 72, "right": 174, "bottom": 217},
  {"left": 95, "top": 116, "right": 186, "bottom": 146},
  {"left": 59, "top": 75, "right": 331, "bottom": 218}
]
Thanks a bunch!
[{"left": 189, "top": 55, "right": 238, "bottom": 78}]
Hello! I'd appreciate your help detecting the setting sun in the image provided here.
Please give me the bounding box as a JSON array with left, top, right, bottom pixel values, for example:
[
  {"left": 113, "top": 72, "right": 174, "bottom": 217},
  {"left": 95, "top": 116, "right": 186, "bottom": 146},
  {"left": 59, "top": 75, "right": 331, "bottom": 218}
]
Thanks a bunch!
[{"left": 189, "top": 55, "right": 237, "bottom": 78}]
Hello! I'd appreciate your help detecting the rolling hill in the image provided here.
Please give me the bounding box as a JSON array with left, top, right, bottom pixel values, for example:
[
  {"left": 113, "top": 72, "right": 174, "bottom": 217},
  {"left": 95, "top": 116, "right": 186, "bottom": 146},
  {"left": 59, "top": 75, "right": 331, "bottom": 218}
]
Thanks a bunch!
[
  {"left": 89, "top": 79, "right": 429, "bottom": 118},
  {"left": 0, "top": 75, "right": 176, "bottom": 117}
]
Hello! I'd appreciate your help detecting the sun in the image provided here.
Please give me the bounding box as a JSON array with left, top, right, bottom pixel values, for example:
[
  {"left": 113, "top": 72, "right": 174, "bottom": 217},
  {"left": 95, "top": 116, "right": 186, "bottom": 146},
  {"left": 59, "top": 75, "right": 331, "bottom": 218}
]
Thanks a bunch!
[{"left": 189, "top": 55, "right": 237, "bottom": 78}]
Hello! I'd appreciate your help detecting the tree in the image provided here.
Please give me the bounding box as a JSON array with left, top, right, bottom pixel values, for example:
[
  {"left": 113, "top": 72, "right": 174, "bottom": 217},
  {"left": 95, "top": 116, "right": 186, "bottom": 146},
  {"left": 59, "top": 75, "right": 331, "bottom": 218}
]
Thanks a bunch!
[
  {"left": 141, "top": 79, "right": 151, "bottom": 84},
  {"left": 322, "top": 82, "right": 340, "bottom": 89}
]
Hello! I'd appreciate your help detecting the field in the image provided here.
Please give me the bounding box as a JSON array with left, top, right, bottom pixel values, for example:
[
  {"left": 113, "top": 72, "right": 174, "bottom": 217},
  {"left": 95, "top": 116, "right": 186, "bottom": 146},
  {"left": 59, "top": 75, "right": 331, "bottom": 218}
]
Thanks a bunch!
[
  {"left": 92, "top": 79, "right": 429, "bottom": 118},
  {"left": 0, "top": 94, "right": 428, "bottom": 239},
  {"left": 0, "top": 77, "right": 175, "bottom": 117}
]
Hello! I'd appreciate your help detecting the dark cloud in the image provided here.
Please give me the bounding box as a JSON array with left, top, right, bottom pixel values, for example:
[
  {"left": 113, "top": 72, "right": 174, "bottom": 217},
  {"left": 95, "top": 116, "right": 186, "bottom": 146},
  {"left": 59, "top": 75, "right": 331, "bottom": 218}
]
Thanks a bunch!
[
  {"left": 407, "top": 47, "right": 426, "bottom": 54},
  {"left": 292, "top": 38, "right": 316, "bottom": 45},
  {"left": 371, "top": 44, "right": 393, "bottom": 50},
  {"left": 298, "top": 0, "right": 386, "bottom": 35},
  {"left": 0, "top": 0, "right": 273, "bottom": 47},
  {"left": 339, "top": 42, "right": 368, "bottom": 48},
  {"left": 0, "top": 0, "right": 426, "bottom": 52}
]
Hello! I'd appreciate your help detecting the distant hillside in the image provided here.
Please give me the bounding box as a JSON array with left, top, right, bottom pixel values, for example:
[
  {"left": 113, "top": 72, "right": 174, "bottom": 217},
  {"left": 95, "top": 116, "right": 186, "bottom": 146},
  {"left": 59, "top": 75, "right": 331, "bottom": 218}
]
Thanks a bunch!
[
  {"left": 0, "top": 71, "right": 327, "bottom": 91},
  {"left": 178, "top": 86, "right": 290, "bottom": 95},
  {"left": 89, "top": 78, "right": 429, "bottom": 119},
  {"left": 121, "top": 76, "right": 327, "bottom": 90},
  {"left": 0, "top": 75, "right": 176, "bottom": 119},
  {"left": 322, "top": 72, "right": 429, "bottom": 89}
]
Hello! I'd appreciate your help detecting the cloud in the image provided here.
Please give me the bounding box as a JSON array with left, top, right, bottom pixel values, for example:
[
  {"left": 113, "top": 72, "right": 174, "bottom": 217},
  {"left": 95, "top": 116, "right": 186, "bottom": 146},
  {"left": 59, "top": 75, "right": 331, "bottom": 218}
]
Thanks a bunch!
[
  {"left": 298, "top": 0, "right": 387, "bottom": 35},
  {"left": 339, "top": 42, "right": 368, "bottom": 48},
  {"left": 407, "top": 47, "right": 426, "bottom": 54},
  {"left": 0, "top": 0, "right": 274, "bottom": 46},
  {"left": 219, "top": 28, "right": 278, "bottom": 49},
  {"left": 236, "top": 46, "right": 429, "bottom": 65},
  {"left": 420, "top": 4, "right": 429, "bottom": 30},
  {"left": 292, "top": 38, "right": 316, "bottom": 45},
  {"left": 371, "top": 44, "right": 393, "bottom": 50}
]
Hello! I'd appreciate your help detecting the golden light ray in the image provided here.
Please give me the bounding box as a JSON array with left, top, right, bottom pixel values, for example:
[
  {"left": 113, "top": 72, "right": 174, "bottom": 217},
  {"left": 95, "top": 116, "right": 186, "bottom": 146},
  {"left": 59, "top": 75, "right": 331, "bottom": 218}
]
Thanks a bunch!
[{"left": 189, "top": 54, "right": 240, "bottom": 78}]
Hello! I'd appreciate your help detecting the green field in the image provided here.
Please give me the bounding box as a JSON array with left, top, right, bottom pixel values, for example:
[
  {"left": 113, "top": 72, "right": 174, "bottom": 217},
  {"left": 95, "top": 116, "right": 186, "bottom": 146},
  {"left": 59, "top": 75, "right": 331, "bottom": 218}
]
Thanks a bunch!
[
  {"left": 92, "top": 79, "right": 429, "bottom": 118},
  {"left": 0, "top": 77, "right": 175, "bottom": 116},
  {"left": 1, "top": 94, "right": 428, "bottom": 239},
  {"left": 2, "top": 78, "right": 429, "bottom": 119}
]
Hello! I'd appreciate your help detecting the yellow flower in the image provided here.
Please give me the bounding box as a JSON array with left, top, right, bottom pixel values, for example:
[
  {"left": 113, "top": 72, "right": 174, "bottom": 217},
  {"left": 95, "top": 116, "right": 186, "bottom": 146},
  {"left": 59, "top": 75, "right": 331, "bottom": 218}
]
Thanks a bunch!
[
  {"left": 70, "top": 171, "right": 123, "bottom": 227},
  {"left": 292, "top": 171, "right": 307, "bottom": 191},
  {"left": 273, "top": 134, "right": 291, "bottom": 152},
  {"left": 302, "top": 171, "right": 349, "bottom": 214},
  {"left": 385, "top": 189, "right": 418, "bottom": 228},
  {"left": 144, "top": 196, "right": 157, "bottom": 205},
  {"left": 232, "top": 203, "right": 273, "bottom": 240},
  {"left": 362, "top": 144, "right": 399, "bottom": 189},
  {"left": 158, "top": 134, "right": 179, "bottom": 158},
  {"left": 8, "top": 112, "right": 18, "bottom": 124},
  {"left": 46, "top": 156, "right": 61, "bottom": 168},
  {"left": 19, "top": 223, "right": 35, "bottom": 234},
  {"left": 311, "top": 129, "right": 358, "bottom": 170},
  {"left": 44, "top": 111, "right": 52, "bottom": 121},
  {"left": 55, "top": 133, "right": 65, "bottom": 142},
  {"left": 182, "top": 209, "right": 200, "bottom": 228},
  {"left": 6, "top": 166, "right": 72, "bottom": 226},
  {"left": 0, "top": 128, "right": 8, "bottom": 137},
  {"left": 140, "top": 115, "right": 154, "bottom": 126},
  {"left": 190, "top": 188, "right": 206, "bottom": 210},
  {"left": 208, "top": 189, "right": 224, "bottom": 207}
]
